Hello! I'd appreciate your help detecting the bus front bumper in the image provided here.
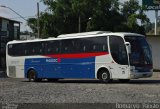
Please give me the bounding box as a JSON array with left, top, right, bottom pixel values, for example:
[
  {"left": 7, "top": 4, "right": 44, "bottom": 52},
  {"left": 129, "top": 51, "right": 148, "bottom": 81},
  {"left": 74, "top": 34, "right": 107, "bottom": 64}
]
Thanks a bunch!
[{"left": 130, "top": 72, "right": 153, "bottom": 79}]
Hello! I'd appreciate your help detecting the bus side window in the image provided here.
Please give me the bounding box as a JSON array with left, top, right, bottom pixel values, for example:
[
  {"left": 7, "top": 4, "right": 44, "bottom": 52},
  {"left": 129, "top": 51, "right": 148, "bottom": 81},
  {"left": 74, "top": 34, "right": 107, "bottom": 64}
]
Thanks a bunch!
[
  {"left": 88, "top": 37, "right": 108, "bottom": 52},
  {"left": 61, "top": 39, "right": 76, "bottom": 54},
  {"left": 8, "top": 44, "right": 14, "bottom": 56},
  {"left": 83, "top": 46, "right": 86, "bottom": 52},
  {"left": 81, "top": 37, "right": 93, "bottom": 53},
  {"left": 54, "top": 41, "right": 60, "bottom": 54},
  {"left": 24, "top": 49, "right": 28, "bottom": 55},
  {"left": 93, "top": 45, "right": 96, "bottom": 51},
  {"left": 26, "top": 42, "right": 43, "bottom": 56},
  {"left": 109, "top": 36, "right": 128, "bottom": 65},
  {"left": 12, "top": 43, "right": 25, "bottom": 56},
  {"left": 103, "top": 45, "right": 106, "bottom": 51},
  {"left": 61, "top": 40, "right": 68, "bottom": 54},
  {"left": 95, "top": 37, "right": 108, "bottom": 52},
  {"left": 40, "top": 43, "right": 43, "bottom": 54},
  {"left": 73, "top": 39, "right": 83, "bottom": 53},
  {"left": 45, "top": 41, "right": 60, "bottom": 55},
  {"left": 45, "top": 42, "right": 51, "bottom": 54}
]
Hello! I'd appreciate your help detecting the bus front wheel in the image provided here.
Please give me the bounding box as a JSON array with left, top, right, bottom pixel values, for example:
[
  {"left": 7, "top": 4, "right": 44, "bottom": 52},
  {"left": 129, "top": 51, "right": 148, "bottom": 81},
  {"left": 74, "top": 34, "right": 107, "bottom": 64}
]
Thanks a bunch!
[
  {"left": 28, "top": 70, "right": 40, "bottom": 82},
  {"left": 98, "top": 69, "right": 110, "bottom": 83}
]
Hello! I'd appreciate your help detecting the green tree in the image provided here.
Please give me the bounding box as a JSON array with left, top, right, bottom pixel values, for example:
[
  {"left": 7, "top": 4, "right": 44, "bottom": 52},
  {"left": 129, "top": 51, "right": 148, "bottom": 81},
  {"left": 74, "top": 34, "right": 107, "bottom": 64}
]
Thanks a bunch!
[
  {"left": 86, "top": 0, "right": 125, "bottom": 32},
  {"left": 27, "top": 0, "right": 150, "bottom": 38},
  {"left": 43, "top": 0, "right": 79, "bottom": 34},
  {"left": 121, "top": 0, "right": 150, "bottom": 34},
  {"left": 40, "top": 13, "right": 59, "bottom": 38},
  {"left": 27, "top": 18, "right": 37, "bottom": 34},
  {"left": 41, "top": 0, "right": 125, "bottom": 35}
]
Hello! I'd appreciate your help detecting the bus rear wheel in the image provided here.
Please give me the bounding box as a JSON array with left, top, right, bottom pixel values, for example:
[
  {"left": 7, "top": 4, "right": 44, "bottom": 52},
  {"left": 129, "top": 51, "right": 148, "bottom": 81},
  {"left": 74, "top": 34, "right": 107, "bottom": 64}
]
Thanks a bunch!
[
  {"left": 28, "top": 70, "right": 40, "bottom": 82},
  {"left": 98, "top": 69, "right": 110, "bottom": 83}
]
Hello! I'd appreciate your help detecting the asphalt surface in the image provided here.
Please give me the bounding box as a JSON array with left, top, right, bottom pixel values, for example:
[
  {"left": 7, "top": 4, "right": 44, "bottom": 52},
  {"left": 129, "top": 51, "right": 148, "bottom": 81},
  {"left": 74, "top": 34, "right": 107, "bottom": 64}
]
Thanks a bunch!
[
  {"left": 0, "top": 78, "right": 160, "bottom": 104},
  {"left": 1, "top": 71, "right": 160, "bottom": 109}
]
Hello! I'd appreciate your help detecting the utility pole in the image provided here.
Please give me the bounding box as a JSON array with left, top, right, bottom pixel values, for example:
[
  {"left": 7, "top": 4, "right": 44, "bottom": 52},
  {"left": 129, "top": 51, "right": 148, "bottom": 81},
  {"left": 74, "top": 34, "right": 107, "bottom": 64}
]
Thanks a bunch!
[
  {"left": 37, "top": 2, "right": 40, "bottom": 38},
  {"left": 155, "top": 10, "right": 158, "bottom": 35},
  {"left": 78, "top": 15, "right": 81, "bottom": 33}
]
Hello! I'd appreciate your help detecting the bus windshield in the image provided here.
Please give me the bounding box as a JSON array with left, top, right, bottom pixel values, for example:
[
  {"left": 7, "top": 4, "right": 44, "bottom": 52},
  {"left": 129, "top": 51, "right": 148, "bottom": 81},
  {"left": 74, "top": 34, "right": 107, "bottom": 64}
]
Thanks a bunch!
[{"left": 124, "top": 36, "right": 152, "bottom": 67}]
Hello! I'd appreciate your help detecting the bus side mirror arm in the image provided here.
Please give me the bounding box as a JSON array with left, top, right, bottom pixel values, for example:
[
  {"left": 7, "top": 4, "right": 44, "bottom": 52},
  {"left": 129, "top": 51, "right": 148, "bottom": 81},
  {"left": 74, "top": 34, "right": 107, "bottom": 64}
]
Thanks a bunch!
[{"left": 125, "top": 42, "right": 131, "bottom": 54}]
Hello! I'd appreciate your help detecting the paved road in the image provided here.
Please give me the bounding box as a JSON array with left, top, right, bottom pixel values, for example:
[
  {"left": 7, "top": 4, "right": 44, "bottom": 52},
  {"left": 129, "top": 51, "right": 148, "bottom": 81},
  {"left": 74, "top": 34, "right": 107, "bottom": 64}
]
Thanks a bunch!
[{"left": 0, "top": 78, "right": 160, "bottom": 105}]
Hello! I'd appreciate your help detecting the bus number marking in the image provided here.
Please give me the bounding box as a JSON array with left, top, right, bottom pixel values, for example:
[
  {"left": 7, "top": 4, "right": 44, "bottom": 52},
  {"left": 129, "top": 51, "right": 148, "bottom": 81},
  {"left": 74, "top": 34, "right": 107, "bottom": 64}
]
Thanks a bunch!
[{"left": 46, "top": 59, "right": 60, "bottom": 63}]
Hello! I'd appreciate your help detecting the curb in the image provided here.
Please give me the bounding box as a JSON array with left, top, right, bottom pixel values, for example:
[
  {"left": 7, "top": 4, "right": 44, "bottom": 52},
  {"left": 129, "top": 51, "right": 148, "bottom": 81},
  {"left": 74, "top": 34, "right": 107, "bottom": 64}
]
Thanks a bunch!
[{"left": 152, "top": 72, "right": 160, "bottom": 78}]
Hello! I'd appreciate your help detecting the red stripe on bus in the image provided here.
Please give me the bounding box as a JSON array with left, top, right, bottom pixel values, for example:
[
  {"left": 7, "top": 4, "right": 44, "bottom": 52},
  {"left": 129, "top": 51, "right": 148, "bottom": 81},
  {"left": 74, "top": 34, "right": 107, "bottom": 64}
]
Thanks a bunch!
[{"left": 44, "top": 52, "right": 109, "bottom": 59}]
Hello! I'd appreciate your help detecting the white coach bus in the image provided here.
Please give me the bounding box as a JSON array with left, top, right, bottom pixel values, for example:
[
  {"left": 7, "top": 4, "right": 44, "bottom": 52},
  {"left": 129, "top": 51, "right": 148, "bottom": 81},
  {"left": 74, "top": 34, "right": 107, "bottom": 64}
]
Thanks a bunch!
[{"left": 6, "top": 31, "right": 153, "bottom": 82}]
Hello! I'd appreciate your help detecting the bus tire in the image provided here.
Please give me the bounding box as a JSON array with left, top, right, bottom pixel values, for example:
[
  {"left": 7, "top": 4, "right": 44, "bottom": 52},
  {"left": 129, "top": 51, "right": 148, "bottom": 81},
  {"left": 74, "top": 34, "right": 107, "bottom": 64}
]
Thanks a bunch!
[
  {"left": 48, "top": 78, "right": 58, "bottom": 82},
  {"left": 28, "top": 70, "right": 40, "bottom": 82},
  {"left": 119, "top": 79, "right": 130, "bottom": 83},
  {"left": 98, "top": 69, "right": 110, "bottom": 83}
]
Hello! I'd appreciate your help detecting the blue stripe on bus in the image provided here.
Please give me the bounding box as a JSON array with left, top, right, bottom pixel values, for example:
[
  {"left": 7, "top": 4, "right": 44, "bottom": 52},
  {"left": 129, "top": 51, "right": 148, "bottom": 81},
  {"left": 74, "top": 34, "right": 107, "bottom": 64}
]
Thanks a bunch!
[{"left": 24, "top": 57, "right": 95, "bottom": 79}]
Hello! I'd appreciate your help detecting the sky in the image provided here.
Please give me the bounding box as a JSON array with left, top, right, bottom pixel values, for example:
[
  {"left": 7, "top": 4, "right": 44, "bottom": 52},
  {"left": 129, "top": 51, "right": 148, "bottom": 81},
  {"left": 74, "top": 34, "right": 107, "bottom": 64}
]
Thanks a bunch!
[
  {"left": 0, "top": 0, "right": 46, "bottom": 32},
  {"left": 0, "top": 0, "right": 158, "bottom": 32}
]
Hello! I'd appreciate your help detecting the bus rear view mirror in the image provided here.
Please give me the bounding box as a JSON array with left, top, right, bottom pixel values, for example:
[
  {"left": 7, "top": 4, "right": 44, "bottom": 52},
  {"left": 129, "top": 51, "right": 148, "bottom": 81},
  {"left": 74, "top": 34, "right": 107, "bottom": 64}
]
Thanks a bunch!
[{"left": 125, "top": 42, "right": 131, "bottom": 54}]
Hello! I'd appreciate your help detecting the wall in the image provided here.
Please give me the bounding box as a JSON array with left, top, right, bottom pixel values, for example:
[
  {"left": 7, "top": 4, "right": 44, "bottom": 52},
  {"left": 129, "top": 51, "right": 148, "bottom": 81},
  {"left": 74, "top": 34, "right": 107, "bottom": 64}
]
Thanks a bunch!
[
  {"left": 0, "top": 18, "right": 20, "bottom": 71},
  {"left": 147, "top": 36, "right": 160, "bottom": 70}
]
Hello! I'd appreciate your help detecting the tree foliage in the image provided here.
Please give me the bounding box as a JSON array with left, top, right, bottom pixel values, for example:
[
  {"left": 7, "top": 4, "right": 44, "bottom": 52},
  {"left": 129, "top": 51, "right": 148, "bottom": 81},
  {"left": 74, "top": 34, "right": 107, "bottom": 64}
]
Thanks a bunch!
[
  {"left": 27, "top": 0, "right": 150, "bottom": 38},
  {"left": 121, "top": 0, "right": 149, "bottom": 34},
  {"left": 27, "top": 18, "right": 37, "bottom": 33}
]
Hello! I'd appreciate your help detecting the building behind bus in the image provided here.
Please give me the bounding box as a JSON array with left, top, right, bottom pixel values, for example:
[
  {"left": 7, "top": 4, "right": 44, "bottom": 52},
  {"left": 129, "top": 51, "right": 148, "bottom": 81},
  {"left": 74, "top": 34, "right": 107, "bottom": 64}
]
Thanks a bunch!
[{"left": 0, "top": 16, "right": 20, "bottom": 71}]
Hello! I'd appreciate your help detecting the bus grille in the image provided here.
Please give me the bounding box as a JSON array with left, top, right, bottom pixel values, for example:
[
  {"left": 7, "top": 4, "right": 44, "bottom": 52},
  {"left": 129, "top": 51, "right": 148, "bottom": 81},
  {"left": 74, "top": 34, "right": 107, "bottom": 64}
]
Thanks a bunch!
[{"left": 9, "top": 66, "right": 16, "bottom": 77}]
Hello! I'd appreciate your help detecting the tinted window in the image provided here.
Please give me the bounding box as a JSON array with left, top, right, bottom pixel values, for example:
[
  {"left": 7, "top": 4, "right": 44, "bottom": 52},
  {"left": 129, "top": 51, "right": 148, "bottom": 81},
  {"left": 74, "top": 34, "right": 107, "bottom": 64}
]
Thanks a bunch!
[
  {"left": 8, "top": 44, "right": 25, "bottom": 56},
  {"left": 55, "top": 36, "right": 108, "bottom": 54},
  {"left": 45, "top": 40, "right": 60, "bottom": 54},
  {"left": 61, "top": 39, "right": 74, "bottom": 54},
  {"left": 73, "top": 36, "right": 108, "bottom": 53},
  {"left": 125, "top": 36, "right": 152, "bottom": 66},
  {"left": 88, "top": 36, "right": 108, "bottom": 52},
  {"left": 71, "top": 39, "right": 84, "bottom": 53},
  {"left": 8, "top": 44, "right": 14, "bottom": 56},
  {"left": 8, "top": 42, "right": 44, "bottom": 56},
  {"left": 8, "top": 36, "right": 108, "bottom": 56},
  {"left": 109, "top": 36, "right": 128, "bottom": 65},
  {"left": 27, "top": 42, "right": 43, "bottom": 55}
]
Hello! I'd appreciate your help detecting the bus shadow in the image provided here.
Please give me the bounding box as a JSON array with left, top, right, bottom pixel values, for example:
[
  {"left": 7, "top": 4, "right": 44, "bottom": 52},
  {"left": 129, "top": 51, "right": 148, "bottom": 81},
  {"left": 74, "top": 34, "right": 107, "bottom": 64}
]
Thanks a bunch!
[
  {"left": 128, "top": 79, "right": 160, "bottom": 84},
  {"left": 23, "top": 79, "right": 101, "bottom": 84},
  {"left": 23, "top": 79, "right": 160, "bottom": 84},
  {"left": 57, "top": 79, "right": 160, "bottom": 84}
]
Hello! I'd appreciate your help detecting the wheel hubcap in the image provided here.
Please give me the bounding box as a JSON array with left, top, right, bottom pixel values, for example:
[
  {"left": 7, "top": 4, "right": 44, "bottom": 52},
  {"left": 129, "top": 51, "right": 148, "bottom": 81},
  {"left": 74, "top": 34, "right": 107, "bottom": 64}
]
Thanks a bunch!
[
  {"left": 30, "top": 72, "right": 35, "bottom": 81},
  {"left": 102, "top": 73, "right": 107, "bottom": 80}
]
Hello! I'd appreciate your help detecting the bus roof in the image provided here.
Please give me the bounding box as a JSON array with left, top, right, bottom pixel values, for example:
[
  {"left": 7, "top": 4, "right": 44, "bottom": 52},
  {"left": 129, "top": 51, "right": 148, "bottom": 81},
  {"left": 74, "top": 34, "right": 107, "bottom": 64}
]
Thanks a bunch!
[
  {"left": 108, "top": 32, "right": 145, "bottom": 37},
  {"left": 58, "top": 31, "right": 112, "bottom": 38},
  {"left": 7, "top": 32, "right": 144, "bottom": 45}
]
